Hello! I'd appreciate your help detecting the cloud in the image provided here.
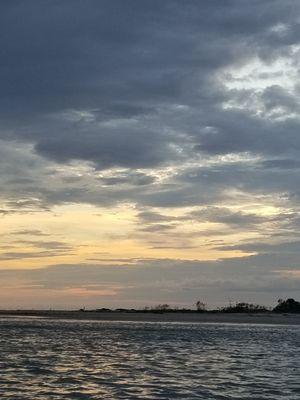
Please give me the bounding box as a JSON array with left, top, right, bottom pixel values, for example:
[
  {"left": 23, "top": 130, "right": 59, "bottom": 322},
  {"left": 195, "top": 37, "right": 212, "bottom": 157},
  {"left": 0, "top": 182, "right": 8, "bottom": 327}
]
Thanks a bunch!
[
  {"left": 99, "top": 171, "right": 156, "bottom": 186},
  {"left": 11, "top": 229, "right": 51, "bottom": 237},
  {"left": 188, "top": 207, "right": 267, "bottom": 227},
  {"left": 1, "top": 1, "right": 300, "bottom": 170},
  {"left": 0, "top": 2, "right": 300, "bottom": 208},
  {"left": 219, "top": 240, "right": 300, "bottom": 254},
  {"left": 1, "top": 1, "right": 300, "bottom": 306},
  {"left": 12, "top": 240, "right": 73, "bottom": 251},
  {"left": 0, "top": 250, "right": 72, "bottom": 261},
  {"left": 0, "top": 256, "right": 298, "bottom": 308},
  {"left": 136, "top": 210, "right": 176, "bottom": 224}
]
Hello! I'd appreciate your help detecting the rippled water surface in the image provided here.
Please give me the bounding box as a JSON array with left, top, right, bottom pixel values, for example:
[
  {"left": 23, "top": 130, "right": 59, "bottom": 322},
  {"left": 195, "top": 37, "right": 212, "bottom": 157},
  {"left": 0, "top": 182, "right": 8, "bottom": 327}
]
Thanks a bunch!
[{"left": 0, "top": 318, "right": 299, "bottom": 399}]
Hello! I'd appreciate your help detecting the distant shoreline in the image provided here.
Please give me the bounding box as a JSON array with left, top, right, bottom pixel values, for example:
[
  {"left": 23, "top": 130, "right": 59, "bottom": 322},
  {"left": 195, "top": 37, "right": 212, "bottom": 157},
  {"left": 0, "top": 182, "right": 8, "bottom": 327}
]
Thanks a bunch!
[{"left": 0, "top": 310, "right": 300, "bottom": 325}]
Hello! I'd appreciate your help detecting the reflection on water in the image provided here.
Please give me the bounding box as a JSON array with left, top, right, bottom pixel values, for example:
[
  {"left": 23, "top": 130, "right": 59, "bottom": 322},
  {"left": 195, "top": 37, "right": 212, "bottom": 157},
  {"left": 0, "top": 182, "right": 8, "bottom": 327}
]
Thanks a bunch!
[{"left": 0, "top": 318, "right": 299, "bottom": 399}]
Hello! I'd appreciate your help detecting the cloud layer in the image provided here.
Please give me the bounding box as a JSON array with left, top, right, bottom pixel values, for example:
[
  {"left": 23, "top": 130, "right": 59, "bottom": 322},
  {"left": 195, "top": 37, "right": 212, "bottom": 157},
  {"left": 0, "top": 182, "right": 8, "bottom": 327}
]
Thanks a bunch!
[{"left": 1, "top": 1, "right": 300, "bottom": 307}]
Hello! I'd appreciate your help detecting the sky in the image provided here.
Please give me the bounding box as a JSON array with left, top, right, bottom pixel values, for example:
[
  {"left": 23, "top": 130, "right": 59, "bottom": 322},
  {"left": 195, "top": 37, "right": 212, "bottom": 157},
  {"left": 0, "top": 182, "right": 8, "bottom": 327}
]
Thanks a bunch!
[{"left": 1, "top": 0, "right": 300, "bottom": 309}]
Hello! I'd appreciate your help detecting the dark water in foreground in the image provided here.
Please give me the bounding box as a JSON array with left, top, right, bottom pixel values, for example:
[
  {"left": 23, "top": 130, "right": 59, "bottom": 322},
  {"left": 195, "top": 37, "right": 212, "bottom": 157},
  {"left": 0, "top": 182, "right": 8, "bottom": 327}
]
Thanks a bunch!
[{"left": 0, "top": 318, "right": 299, "bottom": 399}]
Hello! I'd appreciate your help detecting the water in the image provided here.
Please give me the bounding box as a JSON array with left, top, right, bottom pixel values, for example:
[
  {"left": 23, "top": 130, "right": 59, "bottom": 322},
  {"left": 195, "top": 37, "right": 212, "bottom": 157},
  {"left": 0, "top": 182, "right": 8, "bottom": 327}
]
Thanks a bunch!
[{"left": 0, "top": 318, "right": 299, "bottom": 399}]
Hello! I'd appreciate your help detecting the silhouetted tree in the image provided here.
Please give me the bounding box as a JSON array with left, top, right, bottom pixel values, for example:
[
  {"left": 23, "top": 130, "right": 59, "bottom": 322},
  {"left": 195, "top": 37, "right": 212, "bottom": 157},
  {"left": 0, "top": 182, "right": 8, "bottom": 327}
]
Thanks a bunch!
[
  {"left": 196, "top": 300, "right": 206, "bottom": 312},
  {"left": 153, "top": 304, "right": 170, "bottom": 311},
  {"left": 221, "top": 302, "right": 268, "bottom": 313},
  {"left": 273, "top": 298, "right": 300, "bottom": 313}
]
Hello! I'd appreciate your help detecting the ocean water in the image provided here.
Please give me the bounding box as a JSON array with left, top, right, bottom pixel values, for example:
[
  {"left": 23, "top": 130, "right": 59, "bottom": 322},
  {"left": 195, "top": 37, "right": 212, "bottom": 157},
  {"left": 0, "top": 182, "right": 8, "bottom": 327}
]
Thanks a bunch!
[{"left": 0, "top": 318, "right": 299, "bottom": 399}]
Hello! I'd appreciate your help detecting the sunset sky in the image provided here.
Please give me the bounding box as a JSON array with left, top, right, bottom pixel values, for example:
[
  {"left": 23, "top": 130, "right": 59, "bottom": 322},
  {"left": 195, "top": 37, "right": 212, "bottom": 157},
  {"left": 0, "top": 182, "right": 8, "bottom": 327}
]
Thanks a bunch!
[{"left": 1, "top": 0, "right": 300, "bottom": 309}]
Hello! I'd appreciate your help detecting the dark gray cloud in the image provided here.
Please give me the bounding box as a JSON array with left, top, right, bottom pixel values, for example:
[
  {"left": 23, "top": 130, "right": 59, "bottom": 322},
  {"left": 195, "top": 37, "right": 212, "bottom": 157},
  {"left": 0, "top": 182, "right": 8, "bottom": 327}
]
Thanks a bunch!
[
  {"left": 195, "top": 113, "right": 300, "bottom": 156},
  {"left": 188, "top": 207, "right": 266, "bottom": 227},
  {"left": 260, "top": 159, "right": 300, "bottom": 170},
  {"left": 1, "top": 0, "right": 300, "bottom": 170},
  {"left": 219, "top": 240, "right": 300, "bottom": 254},
  {"left": 136, "top": 211, "right": 176, "bottom": 224},
  {"left": 139, "top": 224, "right": 176, "bottom": 233},
  {"left": 99, "top": 171, "right": 155, "bottom": 186}
]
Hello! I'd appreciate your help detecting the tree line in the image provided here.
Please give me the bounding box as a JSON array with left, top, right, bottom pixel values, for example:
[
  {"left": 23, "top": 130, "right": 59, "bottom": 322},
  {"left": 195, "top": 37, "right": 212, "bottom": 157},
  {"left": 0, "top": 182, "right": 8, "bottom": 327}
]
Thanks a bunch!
[
  {"left": 151, "top": 298, "right": 300, "bottom": 313},
  {"left": 89, "top": 298, "right": 300, "bottom": 314}
]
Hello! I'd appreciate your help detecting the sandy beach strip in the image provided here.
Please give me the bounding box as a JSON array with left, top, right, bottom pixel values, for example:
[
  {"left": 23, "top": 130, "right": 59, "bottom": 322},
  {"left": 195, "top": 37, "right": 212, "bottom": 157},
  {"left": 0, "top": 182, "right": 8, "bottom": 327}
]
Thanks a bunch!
[{"left": 0, "top": 310, "right": 300, "bottom": 325}]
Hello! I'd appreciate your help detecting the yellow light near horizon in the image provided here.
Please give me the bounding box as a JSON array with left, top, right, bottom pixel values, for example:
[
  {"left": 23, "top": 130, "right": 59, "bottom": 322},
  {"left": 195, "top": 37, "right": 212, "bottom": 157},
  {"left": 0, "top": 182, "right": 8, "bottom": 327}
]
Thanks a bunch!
[{"left": 0, "top": 202, "right": 260, "bottom": 270}]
